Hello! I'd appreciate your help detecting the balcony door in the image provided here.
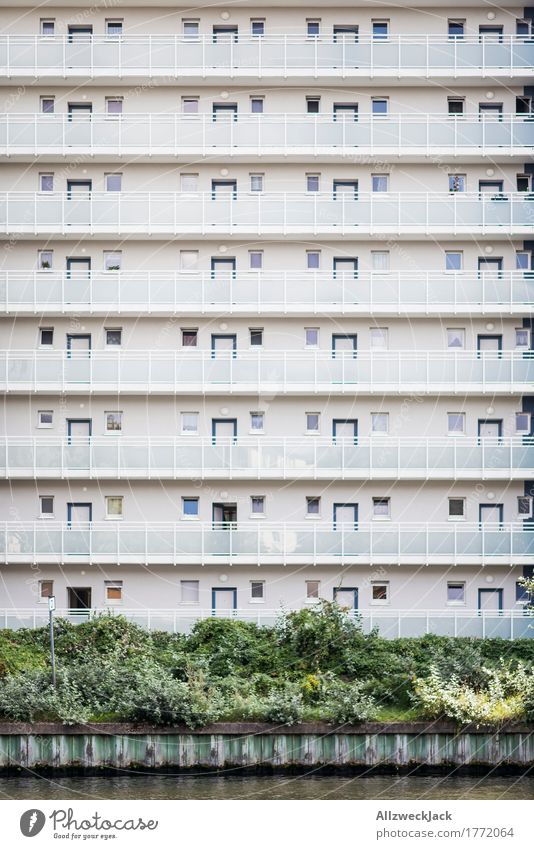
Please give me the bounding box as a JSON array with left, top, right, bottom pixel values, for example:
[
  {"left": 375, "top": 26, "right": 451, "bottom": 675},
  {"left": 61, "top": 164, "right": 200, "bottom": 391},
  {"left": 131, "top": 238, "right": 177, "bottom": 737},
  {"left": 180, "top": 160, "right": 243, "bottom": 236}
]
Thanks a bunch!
[
  {"left": 478, "top": 257, "right": 502, "bottom": 278},
  {"left": 478, "top": 419, "right": 502, "bottom": 439},
  {"left": 67, "top": 587, "right": 92, "bottom": 610},
  {"left": 212, "top": 25, "right": 238, "bottom": 42},
  {"left": 67, "top": 333, "right": 91, "bottom": 353},
  {"left": 211, "top": 179, "right": 237, "bottom": 200},
  {"left": 332, "top": 333, "right": 357, "bottom": 357},
  {"left": 333, "top": 257, "right": 358, "bottom": 278},
  {"left": 212, "top": 103, "right": 238, "bottom": 122},
  {"left": 333, "top": 103, "right": 359, "bottom": 121},
  {"left": 333, "top": 25, "right": 359, "bottom": 42},
  {"left": 67, "top": 418, "right": 92, "bottom": 440},
  {"left": 333, "top": 587, "right": 358, "bottom": 609},
  {"left": 333, "top": 503, "right": 358, "bottom": 529},
  {"left": 212, "top": 503, "right": 237, "bottom": 528},
  {"left": 66, "top": 180, "right": 92, "bottom": 227},
  {"left": 211, "top": 334, "right": 237, "bottom": 357},
  {"left": 479, "top": 503, "right": 503, "bottom": 527},
  {"left": 332, "top": 418, "right": 358, "bottom": 443},
  {"left": 212, "top": 587, "right": 237, "bottom": 614},
  {"left": 333, "top": 179, "right": 358, "bottom": 199},
  {"left": 66, "top": 420, "right": 92, "bottom": 468},
  {"left": 68, "top": 25, "right": 93, "bottom": 42},
  {"left": 477, "top": 334, "right": 502, "bottom": 356},
  {"left": 67, "top": 502, "right": 92, "bottom": 524},
  {"left": 211, "top": 258, "right": 236, "bottom": 279},
  {"left": 479, "top": 104, "right": 503, "bottom": 121},
  {"left": 212, "top": 418, "right": 237, "bottom": 444},
  {"left": 478, "top": 588, "right": 503, "bottom": 613},
  {"left": 68, "top": 103, "right": 92, "bottom": 120},
  {"left": 66, "top": 257, "right": 91, "bottom": 278}
]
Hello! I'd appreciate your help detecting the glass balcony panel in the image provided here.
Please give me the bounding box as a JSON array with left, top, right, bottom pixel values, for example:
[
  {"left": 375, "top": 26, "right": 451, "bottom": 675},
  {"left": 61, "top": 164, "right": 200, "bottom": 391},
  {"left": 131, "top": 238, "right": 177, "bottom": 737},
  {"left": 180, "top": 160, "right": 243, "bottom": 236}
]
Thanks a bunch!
[
  {"left": 63, "top": 444, "right": 90, "bottom": 471},
  {"left": 64, "top": 528, "right": 91, "bottom": 556}
]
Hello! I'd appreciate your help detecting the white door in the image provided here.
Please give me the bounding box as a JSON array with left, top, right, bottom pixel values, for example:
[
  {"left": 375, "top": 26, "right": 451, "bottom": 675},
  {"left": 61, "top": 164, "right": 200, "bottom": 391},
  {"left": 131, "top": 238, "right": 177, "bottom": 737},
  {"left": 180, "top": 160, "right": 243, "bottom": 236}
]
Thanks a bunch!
[
  {"left": 213, "top": 420, "right": 236, "bottom": 442},
  {"left": 479, "top": 589, "right": 502, "bottom": 612},
  {"left": 479, "top": 421, "right": 500, "bottom": 438},
  {"left": 333, "top": 420, "right": 357, "bottom": 440},
  {"left": 480, "top": 504, "right": 502, "bottom": 524},
  {"left": 68, "top": 503, "right": 92, "bottom": 523},
  {"left": 68, "top": 420, "right": 91, "bottom": 438},
  {"left": 334, "top": 588, "right": 358, "bottom": 610}
]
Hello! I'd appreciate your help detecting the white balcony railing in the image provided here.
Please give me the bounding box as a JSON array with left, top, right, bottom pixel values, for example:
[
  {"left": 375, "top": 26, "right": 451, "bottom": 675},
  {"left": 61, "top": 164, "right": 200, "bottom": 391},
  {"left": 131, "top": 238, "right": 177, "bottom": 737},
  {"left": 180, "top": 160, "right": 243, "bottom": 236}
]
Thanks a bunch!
[
  {"left": 1, "top": 607, "right": 532, "bottom": 639},
  {"left": 3, "top": 522, "right": 533, "bottom": 565},
  {"left": 1, "top": 192, "right": 532, "bottom": 237},
  {"left": 1, "top": 349, "right": 532, "bottom": 395},
  {"left": 0, "top": 34, "right": 532, "bottom": 80},
  {"left": 2, "top": 436, "right": 533, "bottom": 481},
  {"left": 2, "top": 270, "right": 532, "bottom": 316},
  {"left": 1, "top": 113, "right": 532, "bottom": 159}
]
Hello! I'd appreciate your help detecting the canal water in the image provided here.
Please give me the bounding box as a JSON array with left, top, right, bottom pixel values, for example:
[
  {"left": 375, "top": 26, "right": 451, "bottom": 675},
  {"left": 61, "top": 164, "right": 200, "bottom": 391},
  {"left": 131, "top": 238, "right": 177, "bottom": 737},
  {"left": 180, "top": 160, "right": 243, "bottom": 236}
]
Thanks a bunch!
[{"left": 0, "top": 775, "right": 532, "bottom": 800}]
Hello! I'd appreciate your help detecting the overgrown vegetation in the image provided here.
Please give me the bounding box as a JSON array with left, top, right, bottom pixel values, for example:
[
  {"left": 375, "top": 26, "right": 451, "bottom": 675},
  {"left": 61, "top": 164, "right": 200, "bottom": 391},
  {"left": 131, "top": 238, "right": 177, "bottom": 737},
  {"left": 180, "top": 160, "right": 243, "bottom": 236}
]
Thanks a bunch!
[{"left": 0, "top": 603, "right": 533, "bottom": 727}]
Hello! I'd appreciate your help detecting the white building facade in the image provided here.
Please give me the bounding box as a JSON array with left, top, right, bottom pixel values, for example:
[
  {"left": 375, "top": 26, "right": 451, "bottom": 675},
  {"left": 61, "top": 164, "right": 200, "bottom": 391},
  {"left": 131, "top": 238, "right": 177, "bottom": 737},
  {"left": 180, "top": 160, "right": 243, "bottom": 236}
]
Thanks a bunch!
[{"left": 0, "top": 1, "right": 533, "bottom": 636}]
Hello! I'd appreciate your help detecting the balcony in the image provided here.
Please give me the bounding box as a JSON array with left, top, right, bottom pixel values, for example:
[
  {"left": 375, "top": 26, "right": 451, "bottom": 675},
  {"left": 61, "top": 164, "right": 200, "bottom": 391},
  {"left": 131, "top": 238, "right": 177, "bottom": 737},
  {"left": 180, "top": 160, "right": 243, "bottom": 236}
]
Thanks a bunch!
[
  {"left": 1, "top": 607, "right": 532, "bottom": 639},
  {"left": 2, "top": 521, "right": 533, "bottom": 566},
  {"left": 1, "top": 192, "right": 532, "bottom": 239},
  {"left": 2, "top": 436, "right": 533, "bottom": 481},
  {"left": 1, "top": 35, "right": 532, "bottom": 85},
  {"left": 1, "top": 350, "right": 531, "bottom": 395},
  {"left": 1, "top": 113, "right": 532, "bottom": 163},
  {"left": 2, "top": 270, "right": 532, "bottom": 317}
]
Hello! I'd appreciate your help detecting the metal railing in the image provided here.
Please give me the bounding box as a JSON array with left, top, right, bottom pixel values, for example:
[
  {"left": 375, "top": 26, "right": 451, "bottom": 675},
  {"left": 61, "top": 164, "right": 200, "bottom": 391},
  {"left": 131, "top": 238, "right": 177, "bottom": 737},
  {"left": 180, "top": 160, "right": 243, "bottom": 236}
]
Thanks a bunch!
[
  {"left": 1, "top": 113, "right": 532, "bottom": 157},
  {"left": 0, "top": 34, "right": 532, "bottom": 78},
  {"left": 2, "top": 436, "right": 533, "bottom": 480},
  {"left": 2, "top": 522, "right": 533, "bottom": 564},
  {"left": 0, "top": 607, "right": 532, "bottom": 638},
  {"left": 1, "top": 349, "right": 531, "bottom": 394},
  {"left": 1, "top": 192, "right": 533, "bottom": 235},
  {"left": 2, "top": 270, "right": 532, "bottom": 316}
]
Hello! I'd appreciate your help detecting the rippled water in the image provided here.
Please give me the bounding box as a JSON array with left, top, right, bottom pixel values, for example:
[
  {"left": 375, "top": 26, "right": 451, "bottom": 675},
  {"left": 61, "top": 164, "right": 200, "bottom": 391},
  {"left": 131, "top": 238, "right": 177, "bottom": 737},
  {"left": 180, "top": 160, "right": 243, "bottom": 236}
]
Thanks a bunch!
[{"left": 0, "top": 775, "right": 532, "bottom": 800}]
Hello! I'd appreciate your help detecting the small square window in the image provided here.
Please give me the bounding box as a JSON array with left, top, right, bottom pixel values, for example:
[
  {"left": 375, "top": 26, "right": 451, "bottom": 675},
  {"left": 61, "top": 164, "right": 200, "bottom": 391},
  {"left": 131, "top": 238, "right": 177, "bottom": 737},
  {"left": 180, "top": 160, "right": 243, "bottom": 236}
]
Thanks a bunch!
[
  {"left": 106, "top": 20, "right": 123, "bottom": 37},
  {"left": 372, "top": 174, "right": 389, "bottom": 193},
  {"left": 251, "top": 20, "right": 265, "bottom": 36},
  {"left": 38, "top": 410, "right": 53, "bottom": 428},
  {"left": 307, "top": 21, "right": 320, "bottom": 38},
  {"left": 39, "top": 173, "right": 54, "bottom": 192},
  {"left": 40, "top": 97, "right": 55, "bottom": 114},
  {"left": 516, "top": 580, "right": 531, "bottom": 603},
  {"left": 448, "top": 413, "right": 465, "bottom": 434},
  {"left": 250, "top": 411, "right": 264, "bottom": 432},
  {"left": 104, "top": 251, "right": 122, "bottom": 271},
  {"left": 250, "top": 580, "right": 265, "bottom": 601},
  {"left": 371, "top": 582, "right": 389, "bottom": 603},
  {"left": 445, "top": 251, "right": 463, "bottom": 271},
  {"left": 105, "top": 173, "right": 122, "bottom": 192},
  {"left": 250, "top": 173, "right": 264, "bottom": 192},
  {"left": 448, "top": 20, "right": 465, "bottom": 39},
  {"left": 40, "top": 20, "right": 55, "bottom": 36},
  {"left": 371, "top": 251, "right": 389, "bottom": 272},
  {"left": 106, "top": 98, "right": 123, "bottom": 115},
  {"left": 182, "top": 329, "right": 198, "bottom": 347},
  {"left": 182, "top": 412, "right": 199, "bottom": 434},
  {"left": 181, "top": 173, "right": 199, "bottom": 193},
  {"left": 447, "top": 581, "right": 465, "bottom": 604},
  {"left": 105, "top": 329, "right": 122, "bottom": 346},
  {"left": 38, "top": 250, "right": 53, "bottom": 270},
  {"left": 449, "top": 174, "right": 466, "bottom": 193},
  {"left": 306, "top": 496, "right": 320, "bottom": 516},
  {"left": 306, "top": 98, "right": 320, "bottom": 114},
  {"left": 306, "top": 413, "right": 320, "bottom": 432},
  {"left": 39, "top": 579, "right": 54, "bottom": 600},
  {"left": 105, "top": 411, "right": 122, "bottom": 432},
  {"left": 250, "top": 328, "right": 263, "bottom": 347},
  {"left": 251, "top": 496, "right": 265, "bottom": 515},
  {"left": 372, "top": 20, "right": 389, "bottom": 40},
  {"left": 182, "top": 97, "right": 199, "bottom": 114},
  {"left": 370, "top": 327, "right": 388, "bottom": 349},
  {"left": 448, "top": 498, "right": 465, "bottom": 519},
  {"left": 40, "top": 496, "right": 54, "bottom": 517},
  {"left": 516, "top": 252, "right": 530, "bottom": 270},
  {"left": 306, "top": 174, "right": 320, "bottom": 192},
  {"left": 371, "top": 98, "right": 388, "bottom": 116},
  {"left": 306, "top": 579, "right": 320, "bottom": 599},
  {"left": 106, "top": 496, "right": 123, "bottom": 518},
  {"left": 182, "top": 21, "right": 199, "bottom": 40},
  {"left": 305, "top": 328, "right": 319, "bottom": 347},
  {"left": 181, "top": 579, "right": 199, "bottom": 603},
  {"left": 180, "top": 250, "right": 199, "bottom": 271},
  {"left": 105, "top": 581, "right": 123, "bottom": 603},
  {"left": 516, "top": 329, "right": 530, "bottom": 349},
  {"left": 39, "top": 328, "right": 54, "bottom": 347},
  {"left": 447, "top": 328, "right": 465, "bottom": 349},
  {"left": 373, "top": 497, "right": 390, "bottom": 519},
  {"left": 250, "top": 97, "right": 264, "bottom": 114},
  {"left": 249, "top": 251, "right": 263, "bottom": 270},
  {"left": 371, "top": 412, "right": 389, "bottom": 433},
  {"left": 448, "top": 98, "right": 464, "bottom": 115},
  {"left": 307, "top": 251, "right": 320, "bottom": 269},
  {"left": 183, "top": 497, "right": 199, "bottom": 518},
  {"left": 518, "top": 496, "right": 532, "bottom": 517},
  {"left": 515, "top": 412, "right": 531, "bottom": 434}
]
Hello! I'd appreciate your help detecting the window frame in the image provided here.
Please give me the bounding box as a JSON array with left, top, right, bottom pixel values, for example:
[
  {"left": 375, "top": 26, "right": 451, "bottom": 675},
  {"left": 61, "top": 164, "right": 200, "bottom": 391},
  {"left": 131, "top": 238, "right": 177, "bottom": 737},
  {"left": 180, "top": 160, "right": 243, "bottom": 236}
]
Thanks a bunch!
[
  {"left": 105, "top": 495, "right": 124, "bottom": 519},
  {"left": 447, "top": 581, "right": 466, "bottom": 606}
]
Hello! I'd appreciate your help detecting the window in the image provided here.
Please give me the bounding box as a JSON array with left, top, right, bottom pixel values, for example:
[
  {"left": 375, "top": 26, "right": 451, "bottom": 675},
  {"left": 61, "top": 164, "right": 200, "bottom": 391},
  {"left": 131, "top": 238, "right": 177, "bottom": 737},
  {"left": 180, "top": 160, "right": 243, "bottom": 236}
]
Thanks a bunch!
[
  {"left": 307, "top": 20, "right": 320, "bottom": 38},
  {"left": 181, "top": 580, "right": 199, "bottom": 604},
  {"left": 306, "top": 174, "right": 320, "bottom": 192},
  {"left": 106, "top": 20, "right": 123, "bottom": 38},
  {"left": 40, "top": 496, "right": 54, "bottom": 518},
  {"left": 250, "top": 411, "right": 264, "bottom": 432},
  {"left": 39, "top": 327, "right": 54, "bottom": 347},
  {"left": 516, "top": 580, "right": 531, "bottom": 603},
  {"left": 249, "top": 328, "right": 263, "bottom": 346},
  {"left": 516, "top": 328, "right": 530, "bottom": 349},
  {"left": 40, "top": 19, "right": 55, "bottom": 36},
  {"left": 182, "top": 97, "right": 199, "bottom": 114},
  {"left": 250, "top": 580, "right": 265, "bottom": 602},
  {"left": 372, "top": 174, "right": 389, "bottom": 193},
  {"left": 105, "top": 581, "right": 123, "bottom": 603},
  {"left": 251, "top": 20, "right": 265, "bottom": 37},
  {"left": 305, "top": 327, "right": 319, "bottom": 347},
  {"left": 370, "top": 327, "right": 388, "bottom": 350},
  {"left": 104, "top": 251, "right": 121, "bottom": 271},
  {"left": 38, "top": 410, "right": 53, "bottom": 428},
  {"left": 371, "top": 582, "right": 389, "bottom": 604},
  {"left": 447, "top": 328, "right": 465, "bottom": 349},
  {"left": 106, "top": 496, "right": 123, "bottom": 518},
  {"left": 306, "top": 497, "right": 321, "bottom": 516},
  {"left": 517, "top": 19, "right": 532, "bottom": 38},
  {"left": 445, "top": 251, "right": 463, "bottom": 271},
  {"left": 515, "top": 412, "right": 531, "bottom": 434},
  {"left": 182, "top": 20, "right": 199, "bottom": 40},
  {"left": 306, "top": 580, "right": 320, "bottom": 600},
  {"left": 448, "top": 498, "right": 465, "bottom": 519},
  {"left": 371, "top": 412, "right": 389, "bottom": 433},
  {"left": 371, "top": 251, "right": 389, "bottom": 272},
  {"left": 448, "top": 19, "right": 465, "bottom": 39},
  {"left": 38, "top": 250, "right": 53, "bottom": 270},
  {"left": 180, "top": 250, "right": 199, "bottom": 271},
  {"left": 40, "top": 96, "right": 54, "bottom": 114},
  {"left": 250, "top": 173, "right": 264, "bottom": 192},
  {"left": 306, "top": 97, "right": 320, "bottom": 114},
  {"left": 517, "top": 174, "right": 531, "bottom": 193},
  {"left": 181, "top": 173, "right": 199, "bottom": 193},
  {"left": 182, "top": 497, "right": 199, "bottom": 518},
  {"left": 448, "top": 413, "right": 465, "bottom": 434},
  {"left": 181, "top": 412, "right": 199, "bottom": 434},
  {"left": 39, "top": 580, "right": 54, "bottom": 601},
  {"left": 447, "top": 582, "right": 465, "bottom": 604},
  {"left": 448, "top": 98, "right": 464, "bottom": 115},
  {"left": 105, "top": 411, "right": 122, "bottom": 432},
  {"left": 373, "top": 497, "right": 390, "bottom": 520},
  {"left": 449, "top": 174, "right": 466, "bottom": 192},
  {"left": 105, "top": 328, "right": 122, "bottom": 346},
  {"left": 306, "top": 413, "right": 320, "bottom": 433},
  {"left": 518, "top": 496, "right": 532, "bottom": 517},
  {"left": 250, "top": 97, "right": 264, "bottom": 114},
  {"left": 106, "top": 97, "right": 123, "bottom": 116},
  {"left": 251, "top": 496, "right": 265, "bottom": 516},
  {"left": 516, "top": 252, "right": 531, "bottom": 271},
  {"left": 105, "top": 173, "right": 122, "bottom": 192},
  {"left": 249, "top": 251, "right": 263, "bottom": 270},
  {"left": 371, "top": 98, "right": 388, "bottom": 116},
  {"left": 182, "top": 329, "right": 198, "bottom": 347},
  {"left": 307, "top": 251, "right": 320, "bottom": 270},
  {"left": 39, "top": 173, "right": 54, "bottom": 192},
  {"left": 372, "top": 20, "right": 389, "bottom": 40}
]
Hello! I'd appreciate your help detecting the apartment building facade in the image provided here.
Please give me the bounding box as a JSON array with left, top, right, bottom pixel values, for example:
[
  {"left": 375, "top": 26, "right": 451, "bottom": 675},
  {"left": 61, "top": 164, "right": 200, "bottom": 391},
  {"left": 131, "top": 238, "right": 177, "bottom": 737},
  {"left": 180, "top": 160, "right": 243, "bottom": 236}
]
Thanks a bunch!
[{"left": 0, "top": 2, "right": 533, "bottom": 636}]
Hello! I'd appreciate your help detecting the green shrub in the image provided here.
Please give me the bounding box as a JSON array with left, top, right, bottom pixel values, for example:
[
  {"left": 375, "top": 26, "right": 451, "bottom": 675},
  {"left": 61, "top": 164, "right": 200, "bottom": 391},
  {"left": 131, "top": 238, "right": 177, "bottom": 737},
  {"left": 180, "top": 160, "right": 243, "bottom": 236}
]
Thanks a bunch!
[
  {"left": 0, "top": 668, "right": 90, "bottom": 724},
  {"left": 319, "top": 679, "right": 377, "bottom": 725},
  {"left": 262, "top": 683, "right": 304, "bottom": 725}
]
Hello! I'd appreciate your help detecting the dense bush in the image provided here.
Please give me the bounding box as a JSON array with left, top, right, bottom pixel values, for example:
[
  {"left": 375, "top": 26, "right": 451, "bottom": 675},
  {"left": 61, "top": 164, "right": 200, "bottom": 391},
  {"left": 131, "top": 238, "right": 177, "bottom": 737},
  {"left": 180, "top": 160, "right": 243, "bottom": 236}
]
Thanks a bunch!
[{"left": 319, "top": 679, "right": 377, "bottom": 725}]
